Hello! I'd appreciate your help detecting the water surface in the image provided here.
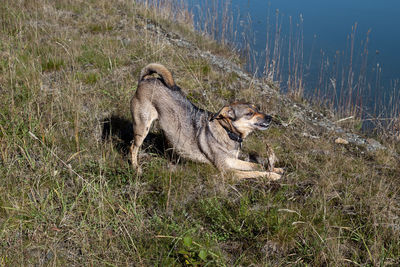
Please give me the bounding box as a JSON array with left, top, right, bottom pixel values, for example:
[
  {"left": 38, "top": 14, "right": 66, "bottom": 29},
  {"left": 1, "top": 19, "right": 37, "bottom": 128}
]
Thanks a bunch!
[{"left": 187, "top": 0, "right": 400, "bottom": 117}]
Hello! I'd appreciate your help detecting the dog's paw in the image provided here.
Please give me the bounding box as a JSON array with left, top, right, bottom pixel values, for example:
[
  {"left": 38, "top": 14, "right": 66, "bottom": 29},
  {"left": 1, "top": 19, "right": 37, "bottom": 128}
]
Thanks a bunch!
[
  {"left": 273, "top": 167, "right": 285, "bottom": 174},
  {"left": 266, "top": 172, "right": 282, "bottom": 181}
]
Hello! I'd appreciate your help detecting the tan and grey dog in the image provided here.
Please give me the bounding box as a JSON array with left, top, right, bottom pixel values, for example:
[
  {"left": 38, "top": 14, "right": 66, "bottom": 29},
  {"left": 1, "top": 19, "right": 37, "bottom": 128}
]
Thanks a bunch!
[{"left": 130, "top": 63, "right": 283, "bottom": 180}]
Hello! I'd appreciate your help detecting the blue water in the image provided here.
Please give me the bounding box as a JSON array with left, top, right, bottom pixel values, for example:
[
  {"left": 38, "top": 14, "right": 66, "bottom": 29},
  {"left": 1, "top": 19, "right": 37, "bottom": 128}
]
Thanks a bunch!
[
  {"left": 238, "top": 0, "right": 400, "bottom": 82},
  {"left": 186, "top": 0, "right": 400, "bottom": 117}
]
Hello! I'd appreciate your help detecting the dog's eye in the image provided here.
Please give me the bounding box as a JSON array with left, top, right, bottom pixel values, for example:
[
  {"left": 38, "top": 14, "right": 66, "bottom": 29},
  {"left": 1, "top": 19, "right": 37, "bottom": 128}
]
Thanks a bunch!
[{"left": 246, "top": 111, "right": 254, "bottom": 116}]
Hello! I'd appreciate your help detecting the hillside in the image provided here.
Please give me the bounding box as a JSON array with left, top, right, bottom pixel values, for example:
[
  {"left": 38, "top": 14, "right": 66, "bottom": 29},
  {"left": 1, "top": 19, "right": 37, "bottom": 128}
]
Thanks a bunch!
[{"left": 1, "top": 0, "right": 399, "bottom": 265}]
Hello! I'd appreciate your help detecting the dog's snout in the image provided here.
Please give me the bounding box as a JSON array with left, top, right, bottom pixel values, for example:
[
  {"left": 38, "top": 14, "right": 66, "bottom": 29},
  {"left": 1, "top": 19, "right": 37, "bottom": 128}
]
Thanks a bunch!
[
  {"left": 253, "top": 113, "right": 272, "bottom": 130},
  {"left": 259, "top": 114, "right": 272, "bottom": 125}
]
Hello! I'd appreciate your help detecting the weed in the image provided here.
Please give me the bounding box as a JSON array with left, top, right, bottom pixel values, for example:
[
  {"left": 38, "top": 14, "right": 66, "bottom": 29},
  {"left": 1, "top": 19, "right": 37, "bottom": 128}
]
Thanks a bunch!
[
  {"left": 76, "top": 72, "right": 100, "bottom": 85},
  {"left": 76, "top": 45, "right": 111, "bottom": 71},
  {"left": 41, "top": 58, "right": 64, "bottom": 72}
]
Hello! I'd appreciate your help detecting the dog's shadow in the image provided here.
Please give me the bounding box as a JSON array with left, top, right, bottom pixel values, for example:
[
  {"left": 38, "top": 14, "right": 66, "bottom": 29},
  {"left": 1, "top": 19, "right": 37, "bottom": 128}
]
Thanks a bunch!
[{"left": 101, "top": 115, "right": 173, "bottom": 161}]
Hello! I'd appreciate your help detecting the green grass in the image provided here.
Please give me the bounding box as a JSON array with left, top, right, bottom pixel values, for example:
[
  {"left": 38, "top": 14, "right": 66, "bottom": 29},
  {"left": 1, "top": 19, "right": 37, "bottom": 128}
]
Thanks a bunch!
[
  {"left": 0, "top": 0, "right": 399, "bottom": 266},
  {"left": 41, "top": 58, "right": 65, "bottom": 72}
]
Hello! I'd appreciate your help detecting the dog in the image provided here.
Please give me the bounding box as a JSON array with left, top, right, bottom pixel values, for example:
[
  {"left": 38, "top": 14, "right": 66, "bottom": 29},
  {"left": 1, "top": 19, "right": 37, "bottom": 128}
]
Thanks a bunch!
[{"left": 130, "top": 63, "right": 283, "bottom": 180}]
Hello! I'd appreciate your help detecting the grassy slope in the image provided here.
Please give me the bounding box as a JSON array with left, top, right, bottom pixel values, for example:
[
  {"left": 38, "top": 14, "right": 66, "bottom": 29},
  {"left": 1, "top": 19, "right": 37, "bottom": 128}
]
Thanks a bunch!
[{"left": 0, "top": 0, "right": 399, "bottom": 265}]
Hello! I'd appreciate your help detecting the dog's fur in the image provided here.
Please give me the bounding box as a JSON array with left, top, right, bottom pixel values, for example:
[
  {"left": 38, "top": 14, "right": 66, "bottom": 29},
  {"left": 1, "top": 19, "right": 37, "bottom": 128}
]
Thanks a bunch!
[{"left": 130, "top": 63, "right": 283, "bottom": 180}]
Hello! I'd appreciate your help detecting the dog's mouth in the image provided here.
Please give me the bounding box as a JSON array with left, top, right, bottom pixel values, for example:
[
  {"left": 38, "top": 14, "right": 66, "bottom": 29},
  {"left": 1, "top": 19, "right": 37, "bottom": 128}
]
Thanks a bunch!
[{"left": 254, "top": 122, "right": 270, "bottom": 130}]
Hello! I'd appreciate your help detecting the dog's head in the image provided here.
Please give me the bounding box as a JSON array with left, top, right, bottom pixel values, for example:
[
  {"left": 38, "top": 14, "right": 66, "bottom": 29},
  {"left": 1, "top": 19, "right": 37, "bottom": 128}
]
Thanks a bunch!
[{"left": 211, "top": 102, "right": 272, "bottom": 138}]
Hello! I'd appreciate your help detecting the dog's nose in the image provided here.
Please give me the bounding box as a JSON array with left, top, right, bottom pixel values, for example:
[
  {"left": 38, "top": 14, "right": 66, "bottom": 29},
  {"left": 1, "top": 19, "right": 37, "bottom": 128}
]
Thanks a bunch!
[{"left": 265, "top": 115, "right": 272, "bottom": 123}]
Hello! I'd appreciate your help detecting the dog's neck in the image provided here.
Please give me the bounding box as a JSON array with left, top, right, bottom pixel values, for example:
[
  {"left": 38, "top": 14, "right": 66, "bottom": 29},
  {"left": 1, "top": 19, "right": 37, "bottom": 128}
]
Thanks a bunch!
[
  {"left": 216, "top": 118, "right": 243, "bottom": 144},
  {"left": 224, "top": 127, "right": 243, "bottom": 143}
]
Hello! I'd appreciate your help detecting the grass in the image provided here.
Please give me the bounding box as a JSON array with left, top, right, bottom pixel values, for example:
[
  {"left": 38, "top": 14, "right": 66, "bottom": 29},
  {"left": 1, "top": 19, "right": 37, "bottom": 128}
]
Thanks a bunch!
[{"left": 0, "top": 0, "right": 400, "bottom": 265}]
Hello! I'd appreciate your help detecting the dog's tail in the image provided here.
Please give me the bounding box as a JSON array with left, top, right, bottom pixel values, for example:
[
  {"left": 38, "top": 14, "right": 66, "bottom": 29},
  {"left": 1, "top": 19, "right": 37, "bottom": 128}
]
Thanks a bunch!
[{"left": 139, "top": 63, "right": 178, "bottom": 90}]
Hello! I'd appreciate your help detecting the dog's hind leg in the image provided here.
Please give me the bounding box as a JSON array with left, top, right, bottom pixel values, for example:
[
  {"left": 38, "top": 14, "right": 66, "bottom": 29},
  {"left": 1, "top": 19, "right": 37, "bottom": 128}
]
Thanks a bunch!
[{"left": 130, "top": 101, "right": 158, "bottom": 173}]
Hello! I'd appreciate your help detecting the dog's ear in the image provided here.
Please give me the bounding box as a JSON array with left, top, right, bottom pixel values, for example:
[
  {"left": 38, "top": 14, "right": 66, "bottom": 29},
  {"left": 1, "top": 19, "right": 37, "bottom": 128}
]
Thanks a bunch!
[{"left": 210, "top": 106, "right": 235, "bottom": 121}]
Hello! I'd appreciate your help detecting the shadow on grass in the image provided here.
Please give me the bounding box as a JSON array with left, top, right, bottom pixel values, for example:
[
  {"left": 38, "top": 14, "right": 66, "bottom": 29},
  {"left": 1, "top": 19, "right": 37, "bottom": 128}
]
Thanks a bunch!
[{"left": 101, "top": 115, "right": 171, "bottom": 160}]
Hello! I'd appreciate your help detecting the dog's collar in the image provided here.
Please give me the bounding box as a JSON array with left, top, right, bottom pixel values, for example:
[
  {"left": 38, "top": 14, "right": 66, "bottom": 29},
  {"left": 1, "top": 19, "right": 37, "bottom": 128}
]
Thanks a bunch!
[
  {"left": 224, "top": 128, "right": 243, "bottom": 144},
  {"left": 210, "top": 113, "right": 243, "bottom": 145}
]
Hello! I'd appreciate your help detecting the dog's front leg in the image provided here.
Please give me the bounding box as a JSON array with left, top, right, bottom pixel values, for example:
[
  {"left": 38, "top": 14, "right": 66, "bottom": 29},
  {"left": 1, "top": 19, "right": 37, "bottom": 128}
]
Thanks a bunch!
[
  {"left": 223, "top": 158, "right": 282, "bottom": 180},
  {"left": 232, "top": 170, "right": 282, "bottom": 180},
  {"left": 224, "top": 158, "right": 264, "bottom": 171}
]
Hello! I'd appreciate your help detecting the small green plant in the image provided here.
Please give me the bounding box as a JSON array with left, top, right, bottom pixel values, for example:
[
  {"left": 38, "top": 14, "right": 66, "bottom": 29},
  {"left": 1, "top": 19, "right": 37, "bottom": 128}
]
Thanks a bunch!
[
  {"left": 167, "top": 235, "right": 216, "bottom": 266},
  {"left": 87, "top": 23, "right": 113, "bottom": 34},
  {"left": 76, "top": 45, "right": 110, "bottom": 70},
  {"left": 76, "top": 72, "right": 100, "bottom": 85},
  {"left": 201, "top": 64, "right": 211, "bottom": 76},
  {"left": 41, "top": 58, "right": 64, "bottom": 72}
]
